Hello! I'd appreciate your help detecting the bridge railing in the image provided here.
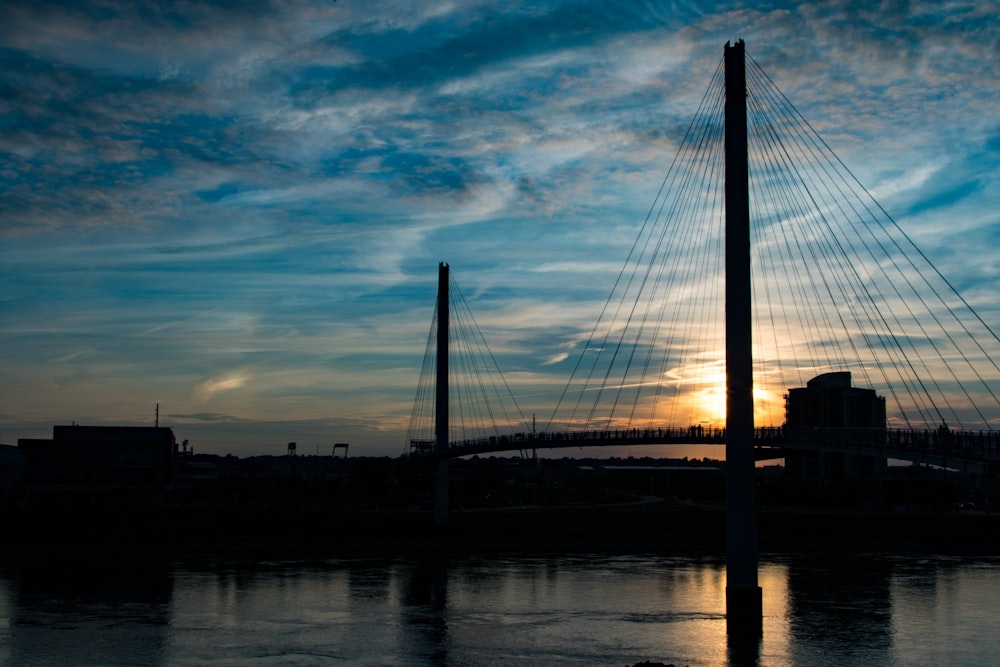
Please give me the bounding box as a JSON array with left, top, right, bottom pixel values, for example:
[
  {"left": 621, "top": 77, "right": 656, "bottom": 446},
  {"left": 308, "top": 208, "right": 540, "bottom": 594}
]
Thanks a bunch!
[
  {"left": 884, "top": 427, "right": 1000, "bottom": 462},
  {"left": 437, "top": 425, "right": 804, "bottom": 450}
]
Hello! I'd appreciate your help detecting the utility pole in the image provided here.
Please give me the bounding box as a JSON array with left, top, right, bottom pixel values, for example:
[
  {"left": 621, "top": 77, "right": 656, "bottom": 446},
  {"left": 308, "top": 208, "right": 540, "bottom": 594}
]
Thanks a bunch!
[{"left": 724, "top": 38, "right": 762, "bottom": 633}]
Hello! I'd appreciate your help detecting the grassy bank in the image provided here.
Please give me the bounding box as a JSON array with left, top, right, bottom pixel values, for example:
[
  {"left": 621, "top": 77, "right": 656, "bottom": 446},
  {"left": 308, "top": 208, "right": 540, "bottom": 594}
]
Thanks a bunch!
[{"left": 3, "top": 501, "right": 999, "bottom": 559}]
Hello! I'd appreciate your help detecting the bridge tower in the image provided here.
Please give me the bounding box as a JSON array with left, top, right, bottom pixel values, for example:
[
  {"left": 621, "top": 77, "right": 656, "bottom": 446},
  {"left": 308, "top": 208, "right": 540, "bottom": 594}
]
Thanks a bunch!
[
  {"left": 724, "top": 39, "right": 763, "bottom": 632},
  {"left": 435, "top": 262, "right": 450, "bottom": 526}
]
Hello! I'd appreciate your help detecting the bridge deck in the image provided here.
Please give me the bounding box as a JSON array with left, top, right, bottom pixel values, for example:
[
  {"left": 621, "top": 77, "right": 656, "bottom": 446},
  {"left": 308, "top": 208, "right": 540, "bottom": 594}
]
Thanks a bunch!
[{"left": 405, "top": 426, "right": 1000, "bottom": 470}]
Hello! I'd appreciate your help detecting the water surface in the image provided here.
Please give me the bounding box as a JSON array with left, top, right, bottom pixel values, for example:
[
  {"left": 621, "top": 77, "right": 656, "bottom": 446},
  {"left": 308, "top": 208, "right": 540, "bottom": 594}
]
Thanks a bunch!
[{"left": 1, "top": 553, "right": 997, "bottom": 666}]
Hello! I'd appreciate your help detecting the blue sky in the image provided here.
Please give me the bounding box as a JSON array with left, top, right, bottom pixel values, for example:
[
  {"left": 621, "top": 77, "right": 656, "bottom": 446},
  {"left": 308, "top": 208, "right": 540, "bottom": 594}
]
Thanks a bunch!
[{"left": 2, "top": 1, "right": 998, "bottom": 457}]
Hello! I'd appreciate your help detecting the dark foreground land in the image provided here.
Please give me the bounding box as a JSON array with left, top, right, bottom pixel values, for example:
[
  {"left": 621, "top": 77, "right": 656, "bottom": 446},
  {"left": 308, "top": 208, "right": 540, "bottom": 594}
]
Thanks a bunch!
[
  {"left": 8, "top": 451, "right": 997, "bottom": 559},
  {"left": 3, "top": 502, "right": 999, "bottom": 560}
]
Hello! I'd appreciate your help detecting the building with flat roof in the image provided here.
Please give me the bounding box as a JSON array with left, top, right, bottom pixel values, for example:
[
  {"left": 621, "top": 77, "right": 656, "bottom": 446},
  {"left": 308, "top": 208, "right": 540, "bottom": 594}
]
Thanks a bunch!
[{"left": 18, "top": 425, "right": 177, "bottom": 504}]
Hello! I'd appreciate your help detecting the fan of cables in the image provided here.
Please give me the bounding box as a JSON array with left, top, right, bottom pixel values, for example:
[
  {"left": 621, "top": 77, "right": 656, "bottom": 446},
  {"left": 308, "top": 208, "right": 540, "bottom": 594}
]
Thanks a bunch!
[{"left": 547, "top": 49, "right": 1000, "bottom": 435}]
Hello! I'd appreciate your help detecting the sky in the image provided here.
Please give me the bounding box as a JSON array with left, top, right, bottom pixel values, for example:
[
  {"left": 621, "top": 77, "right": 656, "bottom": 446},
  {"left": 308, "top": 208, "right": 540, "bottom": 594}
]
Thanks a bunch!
[{"left": 2, "top": 0, "right": 999, "bottom": 457}]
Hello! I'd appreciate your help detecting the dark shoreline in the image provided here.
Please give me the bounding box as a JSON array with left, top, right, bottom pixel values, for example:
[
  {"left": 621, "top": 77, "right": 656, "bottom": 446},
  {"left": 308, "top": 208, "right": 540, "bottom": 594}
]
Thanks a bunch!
[{"left": 3, "top": 504, "right": 999, "bottom": 562}]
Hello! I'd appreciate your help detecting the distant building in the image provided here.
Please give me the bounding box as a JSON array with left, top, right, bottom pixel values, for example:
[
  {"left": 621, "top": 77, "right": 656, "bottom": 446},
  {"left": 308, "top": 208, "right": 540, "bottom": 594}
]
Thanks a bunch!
[
  {"left": 0, "top": 444, "right": 23, "bottom": 499},
  {"left": 784, "top": 372, "right": 887, "bottom": 481},
  {"left": 786, "top": 371, "right": 886, "bottom": 430},
  {"left": 18, "top": 425, "right": 177, "bottom": 504}
]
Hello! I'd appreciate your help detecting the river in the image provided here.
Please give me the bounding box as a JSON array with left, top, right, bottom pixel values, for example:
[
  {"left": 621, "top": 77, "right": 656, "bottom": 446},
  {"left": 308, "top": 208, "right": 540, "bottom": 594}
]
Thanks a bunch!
[{"left": 0, "top": 552, "right": 997, "bottom": 666}]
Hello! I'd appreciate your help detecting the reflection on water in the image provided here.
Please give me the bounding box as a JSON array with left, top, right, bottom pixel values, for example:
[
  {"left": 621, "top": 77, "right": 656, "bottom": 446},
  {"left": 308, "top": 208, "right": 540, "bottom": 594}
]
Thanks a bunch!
[
  {"left": 3, "top": 560, "right": 173, "bottom": 667},
  {"left": 402, "top": 560, "right": 450, "bottom": 664},
  {"left": 786, "top": 556, "right": 894, "bottom": 665},
  {"left": 0, "top": 553, "right": 998, "bottom": 666}
]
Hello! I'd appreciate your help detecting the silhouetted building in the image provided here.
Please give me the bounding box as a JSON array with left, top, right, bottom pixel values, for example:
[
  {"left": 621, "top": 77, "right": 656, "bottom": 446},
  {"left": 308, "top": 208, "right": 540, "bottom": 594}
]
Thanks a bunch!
[
  {"left": 0, "top": 444, "right": 23, "bottom": 499},
  {"left": 786, "top": 372, "right": 886, "bottom": 430},
  {"left": 784, "top": 372, "right": 887, "bottom": 482},
  {"left": 18, "top": 425, "right": 177, "bottom": 504}
]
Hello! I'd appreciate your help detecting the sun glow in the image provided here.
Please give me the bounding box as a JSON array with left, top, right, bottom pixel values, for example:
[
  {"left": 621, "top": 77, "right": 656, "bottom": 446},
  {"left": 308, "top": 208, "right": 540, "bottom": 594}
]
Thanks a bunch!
[
  {"left": 666, "top": 362, "right": 785, "bottom": 427},
  {"left": 694, "top": 381, "right": 727, "bottom": 425}
]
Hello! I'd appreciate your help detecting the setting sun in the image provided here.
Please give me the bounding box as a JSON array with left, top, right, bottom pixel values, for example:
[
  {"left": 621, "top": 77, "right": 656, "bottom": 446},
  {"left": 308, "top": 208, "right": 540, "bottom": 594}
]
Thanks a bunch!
[{"left": 659, "top": 361, "right": 785, "bottom": 428}]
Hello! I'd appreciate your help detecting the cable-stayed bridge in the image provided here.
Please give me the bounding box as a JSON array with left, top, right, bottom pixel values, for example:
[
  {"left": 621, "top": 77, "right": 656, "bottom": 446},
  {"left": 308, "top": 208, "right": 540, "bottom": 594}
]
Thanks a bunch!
[
  {"left": 404, "top": 45, "right": 1000, "bottom": 470},
  {"left": 402, "top": 39, "right": 1000, "bottom": 631}
]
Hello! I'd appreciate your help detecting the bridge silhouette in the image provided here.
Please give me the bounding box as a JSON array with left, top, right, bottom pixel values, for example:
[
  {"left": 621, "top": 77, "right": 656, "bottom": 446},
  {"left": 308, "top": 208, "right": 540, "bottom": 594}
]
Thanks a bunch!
[
  {"left": 403, "top": 44, "right": 1000, "bottom": 471},
  {"left": 409, "top": 424, "right": 1000, "bottom": 475},
  {"left": 402, "top": 40, "right": 1000, "bottom": 633}
]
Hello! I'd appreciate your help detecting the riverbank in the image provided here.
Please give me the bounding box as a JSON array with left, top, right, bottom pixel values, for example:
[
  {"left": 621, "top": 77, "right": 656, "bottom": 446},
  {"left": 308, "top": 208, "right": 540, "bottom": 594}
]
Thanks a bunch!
[{"left": 2, "top": 502, "right": 999, "bottom": 560}]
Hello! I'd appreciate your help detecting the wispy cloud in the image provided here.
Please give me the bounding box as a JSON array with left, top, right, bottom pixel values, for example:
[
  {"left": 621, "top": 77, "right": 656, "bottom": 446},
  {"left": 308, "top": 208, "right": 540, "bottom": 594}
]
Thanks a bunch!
[{"left": 194, "top": 371, "right": 252, "bottom": 401}]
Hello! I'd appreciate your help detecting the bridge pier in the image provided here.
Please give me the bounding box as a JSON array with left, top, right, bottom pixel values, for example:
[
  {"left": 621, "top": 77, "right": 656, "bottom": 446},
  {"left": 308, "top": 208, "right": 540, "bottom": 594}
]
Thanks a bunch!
[{"left": 434, "top": 459, "right": 449, "bottom": 527}]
